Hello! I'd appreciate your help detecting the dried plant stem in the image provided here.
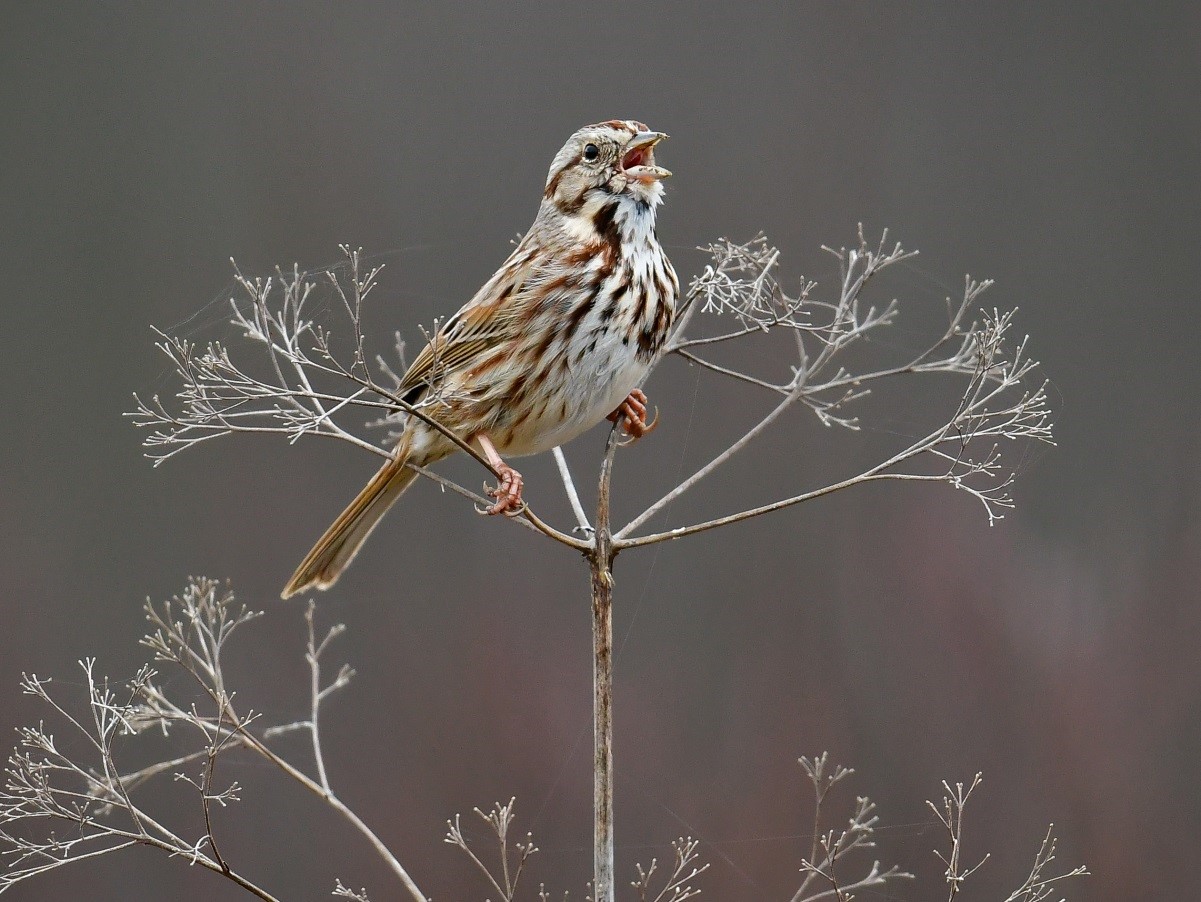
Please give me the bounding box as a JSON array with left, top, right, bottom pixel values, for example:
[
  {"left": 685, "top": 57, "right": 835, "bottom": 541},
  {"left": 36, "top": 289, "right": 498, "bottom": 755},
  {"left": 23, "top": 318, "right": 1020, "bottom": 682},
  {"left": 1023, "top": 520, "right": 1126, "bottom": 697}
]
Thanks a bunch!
[
  {"left": 553, "top": 446, "right": 592, "bottom": 534},
  {"left": 172, "top": 589, "right": 424, "bottom": 900},
  {"left": 106, "top": 229, "right": 1065, "bottom": 901},
  {"left": 224, "top": 685, "right": 426, "bottom": 901},
  {"left": 616, "top": 377, "right": 805, "bottom": 539},
  {"left": 618, "top": 440, "right": 944, "bottom": 549},
  {"left": 589, "top": 427, "right": 621, "bottom": 902}
]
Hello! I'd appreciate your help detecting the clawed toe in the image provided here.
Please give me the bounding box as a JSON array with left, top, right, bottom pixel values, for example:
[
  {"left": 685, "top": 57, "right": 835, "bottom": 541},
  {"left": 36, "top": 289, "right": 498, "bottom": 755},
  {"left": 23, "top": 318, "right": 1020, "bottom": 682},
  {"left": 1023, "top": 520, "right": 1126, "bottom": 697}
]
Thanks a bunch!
[
  {"left": 474, "top": 434, "right": 525, "bottom": 517},
  {"left": 607, "top": 389, "right": 658, "bottom": 443},
  {"left": 484, "top": 463, "right": 524, "bottom": 516},
  {"left": 624, "top": 404, "right": 659, "bottom": 441}
]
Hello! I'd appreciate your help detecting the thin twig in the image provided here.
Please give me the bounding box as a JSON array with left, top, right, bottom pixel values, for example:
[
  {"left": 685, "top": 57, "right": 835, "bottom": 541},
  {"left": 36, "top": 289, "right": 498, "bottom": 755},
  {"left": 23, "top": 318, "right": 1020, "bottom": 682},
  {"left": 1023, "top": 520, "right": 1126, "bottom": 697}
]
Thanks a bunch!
[{"left": 553, "top": 446, "right": 593, "bottom": 535}]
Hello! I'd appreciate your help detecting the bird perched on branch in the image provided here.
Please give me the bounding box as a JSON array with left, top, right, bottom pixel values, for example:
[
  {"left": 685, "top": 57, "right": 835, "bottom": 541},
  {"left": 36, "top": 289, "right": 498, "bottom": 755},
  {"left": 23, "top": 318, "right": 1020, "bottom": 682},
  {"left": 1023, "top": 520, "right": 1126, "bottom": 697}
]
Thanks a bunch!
[{"left": 282, "top": 120, "right": 678, "bottom": 598}]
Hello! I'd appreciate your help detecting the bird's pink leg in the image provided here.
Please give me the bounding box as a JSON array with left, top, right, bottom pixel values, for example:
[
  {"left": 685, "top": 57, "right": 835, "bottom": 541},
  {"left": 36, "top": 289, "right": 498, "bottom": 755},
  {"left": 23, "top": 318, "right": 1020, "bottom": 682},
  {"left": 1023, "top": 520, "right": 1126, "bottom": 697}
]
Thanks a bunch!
[
  {"left": 476, "top": 434, "right": 524, "bottom": 515},
  {"left": 607, "top": 388, "right": 658, "bottom": 442}
]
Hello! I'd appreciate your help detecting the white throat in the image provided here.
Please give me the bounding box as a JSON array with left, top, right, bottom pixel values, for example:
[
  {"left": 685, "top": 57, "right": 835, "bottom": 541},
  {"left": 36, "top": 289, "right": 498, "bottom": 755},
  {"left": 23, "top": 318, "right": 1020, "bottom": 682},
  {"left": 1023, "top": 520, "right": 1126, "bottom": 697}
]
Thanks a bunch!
[{"left": 612, "top": 192, "right": 659, "bottom": 247}]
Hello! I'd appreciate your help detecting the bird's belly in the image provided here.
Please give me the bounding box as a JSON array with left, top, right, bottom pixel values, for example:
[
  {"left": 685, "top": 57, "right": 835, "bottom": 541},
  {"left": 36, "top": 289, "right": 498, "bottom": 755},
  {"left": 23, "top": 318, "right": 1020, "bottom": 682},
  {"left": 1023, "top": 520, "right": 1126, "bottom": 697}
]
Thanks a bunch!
[{"left": 497, "top": 339, "right": 650, "bottom": 457}]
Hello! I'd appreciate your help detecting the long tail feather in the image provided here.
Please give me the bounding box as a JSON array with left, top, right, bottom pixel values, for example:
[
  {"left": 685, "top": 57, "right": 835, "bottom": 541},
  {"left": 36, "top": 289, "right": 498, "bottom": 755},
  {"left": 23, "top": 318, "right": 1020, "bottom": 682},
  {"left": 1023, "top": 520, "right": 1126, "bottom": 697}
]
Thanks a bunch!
[{"left": 281, "top": 444, "right": 419, "bottom": 598}]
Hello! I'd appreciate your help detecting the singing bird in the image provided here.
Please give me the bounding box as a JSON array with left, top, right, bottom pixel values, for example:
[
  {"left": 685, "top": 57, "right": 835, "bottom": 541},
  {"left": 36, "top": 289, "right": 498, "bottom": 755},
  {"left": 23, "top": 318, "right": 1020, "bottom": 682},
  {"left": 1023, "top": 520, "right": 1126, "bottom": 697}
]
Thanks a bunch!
[{"left": 282, "top": 121, "right": 678, "bottom": 598}]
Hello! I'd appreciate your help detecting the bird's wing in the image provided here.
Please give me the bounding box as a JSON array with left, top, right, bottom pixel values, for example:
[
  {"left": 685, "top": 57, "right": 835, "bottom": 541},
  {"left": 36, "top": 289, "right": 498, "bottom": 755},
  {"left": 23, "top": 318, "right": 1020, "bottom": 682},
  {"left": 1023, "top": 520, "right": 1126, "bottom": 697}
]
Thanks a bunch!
[{"left": 397, "top": 247, "right": 537, "bottom": 403}]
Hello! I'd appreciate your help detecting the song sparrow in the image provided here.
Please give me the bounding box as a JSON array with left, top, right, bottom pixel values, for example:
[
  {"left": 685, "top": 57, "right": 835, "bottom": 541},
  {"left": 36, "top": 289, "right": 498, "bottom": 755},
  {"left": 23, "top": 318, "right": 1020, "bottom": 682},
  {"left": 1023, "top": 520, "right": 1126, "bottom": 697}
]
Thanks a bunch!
[{"left": 282, "top": 120, "right": 678, "bottom": 598}]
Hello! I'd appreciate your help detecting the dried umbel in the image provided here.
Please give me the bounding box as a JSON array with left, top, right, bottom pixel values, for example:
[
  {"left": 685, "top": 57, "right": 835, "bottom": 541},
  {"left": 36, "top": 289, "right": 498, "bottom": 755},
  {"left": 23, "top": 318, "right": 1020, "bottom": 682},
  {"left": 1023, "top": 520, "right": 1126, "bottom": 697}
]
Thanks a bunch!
[
  {"left": 126, "top": 218, "right": 1060, "bottom": 901},
  {"left": 0, "top": 594, "right": 1087, "bottom": 902},
  {"left": 133, "top": 226, "right": 1053, "bottom": 554}
]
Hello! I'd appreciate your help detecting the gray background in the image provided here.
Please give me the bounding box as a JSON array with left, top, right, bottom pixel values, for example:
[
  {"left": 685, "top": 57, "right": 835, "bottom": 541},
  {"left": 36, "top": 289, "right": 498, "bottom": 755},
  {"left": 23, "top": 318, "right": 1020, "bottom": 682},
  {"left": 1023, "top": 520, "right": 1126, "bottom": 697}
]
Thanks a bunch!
[{"left": 2, "top": 3, "right": 1198, "bottom": 899}]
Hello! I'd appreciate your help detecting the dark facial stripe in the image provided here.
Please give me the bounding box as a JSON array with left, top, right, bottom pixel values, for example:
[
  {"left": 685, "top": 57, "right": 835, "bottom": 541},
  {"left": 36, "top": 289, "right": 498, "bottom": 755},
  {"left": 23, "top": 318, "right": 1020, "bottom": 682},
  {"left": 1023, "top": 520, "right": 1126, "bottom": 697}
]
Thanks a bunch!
[
  {"left": 592, "top": 201, "right": 622, "bottom": 250},
  {"left": 544, "top": 152, "right": 582, "bottom": 200},
  {"left": 557, "top": 192, "right": 588, "bottom": 216}
]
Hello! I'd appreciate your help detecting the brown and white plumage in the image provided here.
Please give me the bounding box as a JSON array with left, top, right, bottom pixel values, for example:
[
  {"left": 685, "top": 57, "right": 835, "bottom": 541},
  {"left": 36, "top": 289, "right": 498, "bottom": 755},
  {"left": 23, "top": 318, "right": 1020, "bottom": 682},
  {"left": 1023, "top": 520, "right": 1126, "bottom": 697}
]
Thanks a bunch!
[{"left": 282, "top": 121, "right": 678, "bottom": 597}]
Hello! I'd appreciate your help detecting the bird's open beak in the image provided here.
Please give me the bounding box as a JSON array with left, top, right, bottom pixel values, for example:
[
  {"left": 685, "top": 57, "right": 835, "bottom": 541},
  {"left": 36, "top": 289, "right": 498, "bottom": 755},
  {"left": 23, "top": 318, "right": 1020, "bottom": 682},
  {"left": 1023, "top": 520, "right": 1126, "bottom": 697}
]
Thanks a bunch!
[{"left": 621, "top": 132, "right": 671, "bottom": 182}]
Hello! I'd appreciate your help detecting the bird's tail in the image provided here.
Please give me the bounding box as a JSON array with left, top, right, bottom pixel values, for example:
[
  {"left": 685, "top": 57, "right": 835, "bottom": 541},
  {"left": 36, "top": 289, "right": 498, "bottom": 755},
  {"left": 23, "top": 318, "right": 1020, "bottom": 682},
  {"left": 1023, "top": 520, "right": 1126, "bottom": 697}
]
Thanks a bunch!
[{"left": 281, "top": 437, "right": 421, "bottom": 598}]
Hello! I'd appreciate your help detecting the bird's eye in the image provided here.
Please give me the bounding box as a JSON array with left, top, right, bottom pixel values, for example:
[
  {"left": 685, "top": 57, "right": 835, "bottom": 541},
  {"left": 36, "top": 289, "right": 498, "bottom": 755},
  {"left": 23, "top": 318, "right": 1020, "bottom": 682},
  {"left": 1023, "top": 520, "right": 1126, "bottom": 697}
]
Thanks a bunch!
[{"left": 583, "top": 143, "right": 600, "bottom": 162}]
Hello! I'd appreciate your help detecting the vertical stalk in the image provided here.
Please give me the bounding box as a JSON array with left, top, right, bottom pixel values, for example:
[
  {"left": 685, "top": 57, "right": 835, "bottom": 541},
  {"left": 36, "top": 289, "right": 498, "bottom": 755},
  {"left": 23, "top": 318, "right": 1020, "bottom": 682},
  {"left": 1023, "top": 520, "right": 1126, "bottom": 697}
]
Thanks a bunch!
[
  {"left": 590, "top": 429, "right": 620, "bottom": 902},
  {"left": 590, "top": 549, "right": 614, "bottom": 901}
]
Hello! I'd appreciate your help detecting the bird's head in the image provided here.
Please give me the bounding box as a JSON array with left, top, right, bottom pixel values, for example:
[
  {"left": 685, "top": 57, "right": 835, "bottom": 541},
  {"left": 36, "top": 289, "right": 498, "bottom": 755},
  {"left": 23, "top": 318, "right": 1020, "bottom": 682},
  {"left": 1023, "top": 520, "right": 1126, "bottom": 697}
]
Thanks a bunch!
[{"left": 543, "top": 120, "right": 670, "bottom": 213}]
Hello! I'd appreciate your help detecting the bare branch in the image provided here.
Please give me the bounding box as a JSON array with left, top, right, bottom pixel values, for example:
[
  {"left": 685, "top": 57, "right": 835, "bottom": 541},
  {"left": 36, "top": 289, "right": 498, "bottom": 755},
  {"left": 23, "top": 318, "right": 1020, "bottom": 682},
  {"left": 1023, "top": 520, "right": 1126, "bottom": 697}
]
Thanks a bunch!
[
  {"left": 446, "top": 798, "right": 539, "bottom": 901},
  {"left": 631, "top": 837, "right": 709, "bottom": 902},
  {"left": 127, "top": 253, "right": 586, "bottom": 551},
  {"left": 1, "top": 645, "right": 280, "bottom": 899},
  {"left": 790, "top": 753, "right": 912, "bottom": 902},
  {"left": 622, "top": 232, "right": 1052, "bottom": 547},
  {"left": 1, "top": 578, "right": 428, "bottom": 902},
  {"left": 333, "top": 878, "right": 373, "bottom": 901},
  {"left": 101, "top": 227, "right": 1064, "bottom": 902},
  {"left": 1003, "top": 826, "right": 1089, "bottom": 902},
  {"left": 553, "top": 446, "right": 594, "bottom": 536},
  {"left": 927, "top": 774, "right": 990, "bottom": 901},
  {"left": 927, "top": 774, "right": 1087, "bottom": 902}
]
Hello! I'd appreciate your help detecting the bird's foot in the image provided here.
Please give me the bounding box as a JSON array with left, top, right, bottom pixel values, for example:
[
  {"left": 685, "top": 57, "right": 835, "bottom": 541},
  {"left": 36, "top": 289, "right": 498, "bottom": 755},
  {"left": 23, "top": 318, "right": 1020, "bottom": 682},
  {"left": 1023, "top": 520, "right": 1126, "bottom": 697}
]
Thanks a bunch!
[
  {"left": 474, "top": 435, "right": 525, "bottom": 516},
  {"left": 484, "top": 462, "right": 524, "bottom": 516},
  {"left": 607, "top": 388, "right": 658, "bottom": 444}
]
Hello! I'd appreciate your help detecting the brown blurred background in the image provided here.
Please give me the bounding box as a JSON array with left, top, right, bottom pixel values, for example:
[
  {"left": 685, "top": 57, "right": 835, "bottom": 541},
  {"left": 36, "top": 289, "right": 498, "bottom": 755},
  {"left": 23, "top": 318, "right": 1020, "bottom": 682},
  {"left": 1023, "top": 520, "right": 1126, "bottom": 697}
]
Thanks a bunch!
[{"left": 2, "top": 3, "right": 1198, "bottom": 899}]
